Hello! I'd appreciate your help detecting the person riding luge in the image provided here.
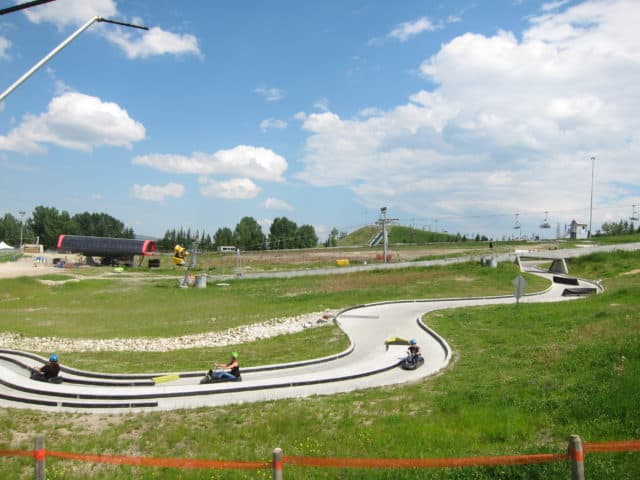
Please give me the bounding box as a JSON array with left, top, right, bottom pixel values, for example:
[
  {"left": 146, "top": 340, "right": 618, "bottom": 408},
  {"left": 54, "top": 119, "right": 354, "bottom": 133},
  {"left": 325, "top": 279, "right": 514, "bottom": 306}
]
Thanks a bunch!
[
  {"left": 30, "top": 354, "right": 62, "bottom": 383},
  {"left": 402, "top": 339, "right": 424, "bottom": 369},
  {"left": 201, "top": 352, "right": 241, "bottom": 383}
]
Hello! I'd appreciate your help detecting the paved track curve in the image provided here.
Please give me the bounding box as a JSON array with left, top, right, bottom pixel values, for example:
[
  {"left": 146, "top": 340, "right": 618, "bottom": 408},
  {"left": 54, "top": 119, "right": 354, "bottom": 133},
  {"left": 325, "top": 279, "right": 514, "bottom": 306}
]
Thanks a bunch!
[{"left": 0, "top": 260, "right": 602, "bottom": 413}]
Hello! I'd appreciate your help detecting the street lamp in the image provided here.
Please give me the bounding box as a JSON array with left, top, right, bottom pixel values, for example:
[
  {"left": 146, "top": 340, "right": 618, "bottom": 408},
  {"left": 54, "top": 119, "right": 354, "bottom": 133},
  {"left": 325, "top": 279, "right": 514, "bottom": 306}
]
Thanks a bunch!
[
  {"left": 18, "top": 210, "right": 25, "bottom": 249},
  {"left": 0, "top": 16, "right": 148, "bottom": 104},
  {"left": 588, "top": 156, "right": 595, "bottom": 238}
]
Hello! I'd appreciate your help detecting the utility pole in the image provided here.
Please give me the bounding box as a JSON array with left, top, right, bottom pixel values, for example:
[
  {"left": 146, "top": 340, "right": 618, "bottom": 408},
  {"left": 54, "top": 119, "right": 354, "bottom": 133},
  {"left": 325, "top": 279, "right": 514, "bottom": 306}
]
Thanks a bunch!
[
  {"left": 18, "top": 210, "right": 25, "bottom": 249},
  {"left": 376, "top": 207, "right": 398, "bottom": 264},
  {"left": 588, "top": 156, "right": 595, "bottom": 238}
]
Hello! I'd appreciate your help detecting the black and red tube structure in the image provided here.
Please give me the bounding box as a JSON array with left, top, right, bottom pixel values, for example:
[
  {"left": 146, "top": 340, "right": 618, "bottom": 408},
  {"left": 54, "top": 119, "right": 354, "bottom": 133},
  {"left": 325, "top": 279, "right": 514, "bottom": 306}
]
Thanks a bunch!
[{"left": 56, "top": 235, "right": 156, "bottom": 257}]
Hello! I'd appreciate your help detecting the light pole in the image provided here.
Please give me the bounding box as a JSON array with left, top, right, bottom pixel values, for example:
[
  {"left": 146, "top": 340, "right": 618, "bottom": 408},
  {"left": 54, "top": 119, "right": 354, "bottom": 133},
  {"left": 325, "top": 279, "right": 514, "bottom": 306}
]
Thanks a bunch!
[
  {"left": 588, "top": 156, "right": 595, "bottom": 238},
  {"left": 381, "top": 207, "right": 388, "bottom": 263},
  {"left": 0, "top": 16, "right": 148, "bottom": 104},
  {"left": 18, "top": 210, "right": 25, "bottom": 249},
  {"left": 0, "top": 0, "right": 56, "bottom": 16}
]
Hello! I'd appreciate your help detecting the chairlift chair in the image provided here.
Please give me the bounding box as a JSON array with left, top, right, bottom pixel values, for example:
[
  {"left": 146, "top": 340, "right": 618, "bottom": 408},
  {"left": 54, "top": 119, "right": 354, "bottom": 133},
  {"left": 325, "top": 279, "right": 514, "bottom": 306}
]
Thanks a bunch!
[
  {"left": 540, "top": 211, "right": 551, "bottom": 229},
  {"left": 631, "top": 205, "right": 639, "bottom": 222}
]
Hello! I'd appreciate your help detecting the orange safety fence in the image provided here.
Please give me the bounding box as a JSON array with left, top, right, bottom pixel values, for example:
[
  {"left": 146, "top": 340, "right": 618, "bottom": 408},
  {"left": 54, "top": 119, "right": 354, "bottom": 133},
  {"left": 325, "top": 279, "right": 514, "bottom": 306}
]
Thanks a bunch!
[
  {"left": 1, "top": 439, "right": 640, "bottom": 471},
  {"left": 0, "top": 449, "right": 33, "bottom": 458},
  {"left": 0, "top": 449, "right": 269, "bottom": 470},
  {"left": 584, "top": 439, "right": 640, "bottom": 454}
]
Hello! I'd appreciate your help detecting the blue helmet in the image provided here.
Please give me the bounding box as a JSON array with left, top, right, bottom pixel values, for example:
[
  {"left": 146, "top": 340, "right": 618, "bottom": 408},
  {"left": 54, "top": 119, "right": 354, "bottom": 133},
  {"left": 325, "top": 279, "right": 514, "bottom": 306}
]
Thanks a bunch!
[
  {"left": 49, "top": 354, "right": 58, "bottom": 362},
  {"left": 409, "top": 339, "right": 417, "bottom": 345}
]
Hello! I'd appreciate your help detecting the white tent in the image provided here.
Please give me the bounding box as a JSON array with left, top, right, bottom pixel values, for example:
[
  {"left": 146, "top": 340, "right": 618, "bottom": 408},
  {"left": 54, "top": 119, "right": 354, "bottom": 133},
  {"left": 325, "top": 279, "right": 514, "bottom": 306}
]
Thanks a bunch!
[{"left": 0, "top": 241, "right": 14, "bottom": 250}]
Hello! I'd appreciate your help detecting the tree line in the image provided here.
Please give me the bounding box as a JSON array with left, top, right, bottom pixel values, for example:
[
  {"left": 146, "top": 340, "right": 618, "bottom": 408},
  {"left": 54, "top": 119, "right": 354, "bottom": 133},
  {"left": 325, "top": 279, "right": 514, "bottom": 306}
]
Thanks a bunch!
[
  {"left": 158, "top": 216, "right": 319, "bottom": 251},
  {"left": 3, "top": 206, "right": 636, "bottom": 252},
  {"left": 0, "top": 207, "right": 132, "bottom": 249},
  {"left": 597, "top": 220, "right": 638, "bottom": 236}
]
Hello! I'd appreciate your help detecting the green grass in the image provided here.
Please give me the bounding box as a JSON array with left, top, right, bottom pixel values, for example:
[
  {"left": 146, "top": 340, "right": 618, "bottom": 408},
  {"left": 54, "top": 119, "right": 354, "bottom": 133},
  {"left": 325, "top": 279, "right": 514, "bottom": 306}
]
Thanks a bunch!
[
  {"left": 60, "top": 323, "right": 349, "bottom": 373},
  {"left": 0, "top": 250, "right": 639, "bottom": 479},
  {"left": 0, "top": 261, "right": 546, "bottom": 340}
]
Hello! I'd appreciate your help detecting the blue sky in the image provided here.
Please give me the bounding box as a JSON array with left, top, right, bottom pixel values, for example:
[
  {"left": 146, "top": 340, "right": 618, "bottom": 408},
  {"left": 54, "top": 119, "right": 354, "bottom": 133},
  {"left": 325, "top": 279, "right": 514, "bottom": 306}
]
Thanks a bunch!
[{"left": 1, "top": 0, "right": 639, "bottom": 241}]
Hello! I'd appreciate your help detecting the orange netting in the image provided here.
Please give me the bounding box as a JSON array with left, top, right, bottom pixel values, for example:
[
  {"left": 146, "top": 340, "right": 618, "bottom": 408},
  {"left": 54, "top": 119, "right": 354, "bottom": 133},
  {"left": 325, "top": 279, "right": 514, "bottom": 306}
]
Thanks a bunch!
[
  {"left": 1, "top": 438, "right": 639, "bottom": 471},
  {"left": 0, "top": 449, "right": 268, "bottom": 470},
  {"left": 584, "top": 440, "right": 640, "bottom": 453}
]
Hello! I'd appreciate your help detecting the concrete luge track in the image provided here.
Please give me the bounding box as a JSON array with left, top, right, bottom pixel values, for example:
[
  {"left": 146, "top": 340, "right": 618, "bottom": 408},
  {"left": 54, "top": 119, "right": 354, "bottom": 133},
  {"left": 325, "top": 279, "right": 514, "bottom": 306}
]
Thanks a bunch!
[{"left": 0, "top": 265, "right": 602, "bottom": 413}]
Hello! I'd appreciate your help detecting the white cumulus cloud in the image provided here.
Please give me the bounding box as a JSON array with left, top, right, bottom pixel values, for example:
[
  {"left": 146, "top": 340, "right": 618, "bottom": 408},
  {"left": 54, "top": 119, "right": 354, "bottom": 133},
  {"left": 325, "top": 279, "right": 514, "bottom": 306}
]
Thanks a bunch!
[
  {"left": 22, "top": 0, "right": 200, "bottom": 59},
  {"left": 132, "top": 145, "right": 287, "bottom": 182},
  {"left": 254, "top": 87, "right": 284, "bottom": 102},
  {"left": 260, "top": 118, "right": 288, "bottom": 132},
  {"left": 199, "top": 178, "right": 261, "bottom": 200},
  {"left": 0, "top": 91, "right": 145, "bottom": 153},
  {"left": 132, "top": 182, "right": 185, "bottom": 202},
  {"left": 264, "top": 197, "right": 294, "bottom": 211},
  {"left": 104, "top": 27, "right": 201, "bottom": 59},
  {"left": 24, "top": 0, "right": 118, "bottom": 28},
  {"left": 387, "top": 17, "right": 439, "bottom": 42},
  {"left": 297, "top": 0, "right": 640, "bottom": 235},
  {"left": 0, "top": 35, "right": 11, "bottom": 60}
]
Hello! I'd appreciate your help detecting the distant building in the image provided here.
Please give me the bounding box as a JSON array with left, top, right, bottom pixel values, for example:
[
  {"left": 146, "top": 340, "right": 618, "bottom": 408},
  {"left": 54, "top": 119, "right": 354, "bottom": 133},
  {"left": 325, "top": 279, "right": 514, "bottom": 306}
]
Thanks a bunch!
[{"left": 567, "top": 220, "right": 588, "bottom": 240}]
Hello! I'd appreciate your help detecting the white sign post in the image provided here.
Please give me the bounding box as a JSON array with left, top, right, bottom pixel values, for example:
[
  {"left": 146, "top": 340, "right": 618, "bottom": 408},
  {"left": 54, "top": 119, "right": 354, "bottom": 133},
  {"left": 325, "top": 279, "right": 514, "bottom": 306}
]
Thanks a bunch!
[{"left": 512, "top": 275, "right": 527, "bottom": 304}]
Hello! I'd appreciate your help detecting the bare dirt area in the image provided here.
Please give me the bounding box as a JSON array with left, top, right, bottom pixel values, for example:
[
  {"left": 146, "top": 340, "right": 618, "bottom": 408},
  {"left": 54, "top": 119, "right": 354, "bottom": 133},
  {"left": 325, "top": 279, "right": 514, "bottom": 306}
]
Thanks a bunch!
[
  {"left": 0, "top": 254, "right": 172, "bottom": 282},
  {"left": 0, "top": 255, "right": 58, "bottom": 279}
]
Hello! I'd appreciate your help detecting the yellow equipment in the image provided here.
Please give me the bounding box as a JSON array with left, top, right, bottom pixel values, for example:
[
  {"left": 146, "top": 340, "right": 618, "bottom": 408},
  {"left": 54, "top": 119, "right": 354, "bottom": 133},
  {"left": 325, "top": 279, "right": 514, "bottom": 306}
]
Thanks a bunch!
[{"left": 173, "top": 244, "right": 190, "bottom": 266}]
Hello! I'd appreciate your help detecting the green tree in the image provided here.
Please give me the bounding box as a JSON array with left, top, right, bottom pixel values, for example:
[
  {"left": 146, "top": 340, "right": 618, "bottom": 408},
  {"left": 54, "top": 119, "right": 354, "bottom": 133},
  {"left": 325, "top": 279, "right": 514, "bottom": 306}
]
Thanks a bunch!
[
  {"left": 71, "top": 212, "right": 132, "bottom": 238},
  {"left": 268, "top": 217, "right": 298, "bottom": 249},
  {"left": 0, "top": 213, "right": 24, "bottom": 246},
  {"left": 324, "top": 228, "right": 339, "bottom": 247},
  {"left": 600, "top": 220, "right": 635, "bottom": 236},
  {"left": 213, "top": 227, "right": 234, "bottom": 248},
  {"left": 296, "top": 224, "right": 318, "bottom": 248},
  {"left": 233, "top": 217, "right": 265, "bottom": 250},
  {"left": 28, "top": 206, "right": 74, "bottom": 249}
]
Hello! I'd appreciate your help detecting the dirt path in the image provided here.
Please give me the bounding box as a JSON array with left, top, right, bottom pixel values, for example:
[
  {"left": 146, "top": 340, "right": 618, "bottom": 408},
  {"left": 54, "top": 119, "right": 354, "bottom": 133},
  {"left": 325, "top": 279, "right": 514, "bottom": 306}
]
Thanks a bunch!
[{"left": 0, "top": 255, "right": 58, "bottom": 279}]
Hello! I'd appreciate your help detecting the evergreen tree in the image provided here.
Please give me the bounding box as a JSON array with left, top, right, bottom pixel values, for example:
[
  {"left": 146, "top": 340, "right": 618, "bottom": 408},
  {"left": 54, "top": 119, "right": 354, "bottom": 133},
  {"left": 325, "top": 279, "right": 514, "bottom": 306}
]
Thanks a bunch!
[{"left": 213, "top": 227, "right": 233, "bottom": 248}]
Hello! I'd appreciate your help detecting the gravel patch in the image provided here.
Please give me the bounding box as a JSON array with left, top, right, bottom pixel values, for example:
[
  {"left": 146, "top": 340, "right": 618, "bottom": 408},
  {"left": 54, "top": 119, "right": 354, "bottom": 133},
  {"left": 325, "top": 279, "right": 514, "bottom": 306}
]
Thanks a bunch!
[{"left": 0, "top": 311, "right": 335, "bottom": 352}]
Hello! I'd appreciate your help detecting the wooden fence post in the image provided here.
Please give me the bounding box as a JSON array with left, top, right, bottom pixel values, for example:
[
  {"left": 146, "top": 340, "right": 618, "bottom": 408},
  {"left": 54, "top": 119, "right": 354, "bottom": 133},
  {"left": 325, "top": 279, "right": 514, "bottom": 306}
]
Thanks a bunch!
[
  {"left": 34, "top": 435, "right": 45, "bottom": 480},
  {"left": 273, "top": 447, "right": 283, "bottom": 480},
  {"left": 568, "top": 434, "right": 585, "bottom": 480}
]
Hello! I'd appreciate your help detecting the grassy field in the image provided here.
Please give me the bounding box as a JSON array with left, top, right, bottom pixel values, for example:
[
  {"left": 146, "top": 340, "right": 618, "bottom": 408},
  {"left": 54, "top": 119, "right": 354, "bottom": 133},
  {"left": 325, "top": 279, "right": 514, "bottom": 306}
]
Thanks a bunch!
[
  {"left": 0, "top": 250, "right": 639, "bottom": 479},
  {"left": 0, "top": 261, "right": 546, "bottom": 340}
]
